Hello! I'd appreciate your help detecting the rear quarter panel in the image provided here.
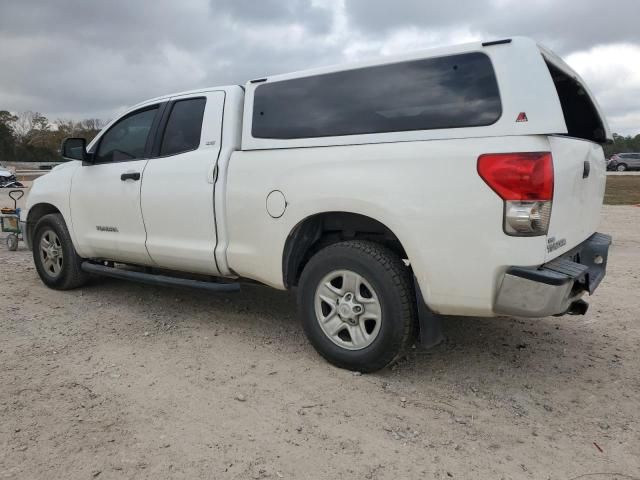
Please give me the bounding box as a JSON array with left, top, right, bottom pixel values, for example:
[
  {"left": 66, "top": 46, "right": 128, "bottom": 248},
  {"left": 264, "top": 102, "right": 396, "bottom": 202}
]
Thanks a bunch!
[{"left": 226, "top": 136, "right": 552, "bottom": 316}]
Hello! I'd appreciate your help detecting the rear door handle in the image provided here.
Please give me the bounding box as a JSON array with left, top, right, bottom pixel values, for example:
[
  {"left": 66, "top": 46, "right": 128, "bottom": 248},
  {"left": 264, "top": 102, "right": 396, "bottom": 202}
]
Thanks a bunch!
[
  {"left": 583, "top": 161, "right": 591, "bottom": 178},
  {"left": 121, "top": 172, "right": 141, "bottom": 181}
]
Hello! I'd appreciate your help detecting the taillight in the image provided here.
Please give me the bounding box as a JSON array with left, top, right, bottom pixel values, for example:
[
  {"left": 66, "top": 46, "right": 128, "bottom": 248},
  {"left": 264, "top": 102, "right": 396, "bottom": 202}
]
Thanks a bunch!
[{"left": 477, "top": 152, "right": 554, "bottom": 236}]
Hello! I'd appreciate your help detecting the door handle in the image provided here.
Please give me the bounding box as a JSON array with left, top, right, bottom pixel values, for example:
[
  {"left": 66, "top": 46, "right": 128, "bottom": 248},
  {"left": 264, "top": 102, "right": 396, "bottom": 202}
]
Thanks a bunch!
[
  {"left": 121, "top": 172, "right": 141, "bottom": 181},
  {"left": 583, "top": 161, "right": 591, "bottom": 179}
]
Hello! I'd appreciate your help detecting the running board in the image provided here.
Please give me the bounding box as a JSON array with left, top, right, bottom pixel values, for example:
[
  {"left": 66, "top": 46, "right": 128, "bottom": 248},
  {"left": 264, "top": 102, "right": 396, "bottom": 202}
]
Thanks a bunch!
[{"left": 81, "top": 262, "right": 241, "bottom": 293}]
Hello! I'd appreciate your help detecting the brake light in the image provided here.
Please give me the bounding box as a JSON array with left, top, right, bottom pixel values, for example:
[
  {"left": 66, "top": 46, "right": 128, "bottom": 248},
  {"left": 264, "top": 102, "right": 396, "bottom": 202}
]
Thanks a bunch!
[
  {"left": 477, "top": 152, "right": 553, "bottom": 200},
  {"left": 478, "top": 152, "right": 554, "bottom": 236}
]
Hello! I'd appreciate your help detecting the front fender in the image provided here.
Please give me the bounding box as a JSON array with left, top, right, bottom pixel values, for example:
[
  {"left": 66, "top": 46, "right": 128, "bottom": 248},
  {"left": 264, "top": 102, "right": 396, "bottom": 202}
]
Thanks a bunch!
[{"left": 25, "top": 162, "right": 81, "bottom": 251}]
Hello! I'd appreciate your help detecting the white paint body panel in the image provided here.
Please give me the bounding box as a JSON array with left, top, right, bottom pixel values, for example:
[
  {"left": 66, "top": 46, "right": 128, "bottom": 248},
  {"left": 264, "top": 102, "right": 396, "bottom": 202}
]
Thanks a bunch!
[
  {"left": 70, "top": 159, "right": 152, "bottom": 264},
  {"left": 544, "top": 136, "right": 607, "bottom": 261},
  {"left": 140, "top": 90, "right": 226, "bottom": 275},
  {"left": 24, "top": 161, "right": 81, "bottom": 246},
  {"left": 226, "top": 136, "right": 552, "bottom": 316}
]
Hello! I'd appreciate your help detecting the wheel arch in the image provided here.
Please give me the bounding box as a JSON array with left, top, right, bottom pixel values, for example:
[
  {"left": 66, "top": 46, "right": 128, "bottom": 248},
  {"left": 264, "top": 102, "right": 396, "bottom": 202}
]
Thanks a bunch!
[
  {"left": 26, "top": 203, "right": 62, "bottom": 249},
  {"left": 282, "top": 211, "right": 409, "bottom": 289}
]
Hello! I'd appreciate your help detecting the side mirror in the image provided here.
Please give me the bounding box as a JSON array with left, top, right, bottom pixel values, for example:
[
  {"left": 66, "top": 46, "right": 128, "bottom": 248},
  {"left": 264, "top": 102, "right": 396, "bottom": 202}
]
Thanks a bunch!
[{"left": 61, "top": 137, "right": 89, "bottom": 162}]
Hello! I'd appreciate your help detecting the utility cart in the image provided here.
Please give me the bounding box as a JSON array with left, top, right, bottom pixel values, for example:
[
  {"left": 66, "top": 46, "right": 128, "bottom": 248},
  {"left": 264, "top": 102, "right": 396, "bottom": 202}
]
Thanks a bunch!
[{"left": 1, "top": 190, "right": 24, "bottom": 251}]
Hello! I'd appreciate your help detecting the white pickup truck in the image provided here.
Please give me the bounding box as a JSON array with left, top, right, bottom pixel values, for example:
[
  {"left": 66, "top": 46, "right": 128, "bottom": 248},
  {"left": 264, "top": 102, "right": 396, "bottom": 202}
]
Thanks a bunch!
[{"left": 23, "top": 37, "right": 611, "bottom": 371}]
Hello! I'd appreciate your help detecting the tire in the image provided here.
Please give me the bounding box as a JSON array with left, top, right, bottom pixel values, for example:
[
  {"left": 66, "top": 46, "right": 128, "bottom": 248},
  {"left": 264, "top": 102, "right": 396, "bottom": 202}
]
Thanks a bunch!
[
  {"left": 6, "top": 234, "right": 18, "bottom": 251},
  {"left": 616, "top": 164, "right": 627, "bottom": 172},
  {"left": 297, "top": 240, "right": 416, "bottom": 372},
  {"left": 32, "top": 213, "right": 89, "bottom": 290}
]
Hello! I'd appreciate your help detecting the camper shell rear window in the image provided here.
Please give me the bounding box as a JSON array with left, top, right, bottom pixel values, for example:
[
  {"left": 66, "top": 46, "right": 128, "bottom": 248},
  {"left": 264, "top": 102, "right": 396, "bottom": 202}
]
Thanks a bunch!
[
  {"left": 545, "top": 60, "right": 606, "bottom": 143},
  {"left": 252, "top": 52, "right": 502, "bottom": 139}
]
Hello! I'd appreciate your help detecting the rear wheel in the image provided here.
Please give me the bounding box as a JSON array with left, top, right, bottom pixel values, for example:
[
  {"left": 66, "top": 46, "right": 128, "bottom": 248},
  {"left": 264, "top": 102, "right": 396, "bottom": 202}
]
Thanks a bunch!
[
  {"left": 32, "top": 213, "right": 89, "bottom": 290},
  {"left": 6, "top": 234, "right": 18, "bottom": 251},
  {"left": 616, "top": 163, "right": 627, "bottom": 172},
  {"left": 297, "top": 240, "right": 416, "bottom": 372}
]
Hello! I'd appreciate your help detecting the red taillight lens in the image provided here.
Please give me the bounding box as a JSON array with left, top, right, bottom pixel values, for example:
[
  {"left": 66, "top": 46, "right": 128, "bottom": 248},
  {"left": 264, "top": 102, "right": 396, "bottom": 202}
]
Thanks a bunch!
[
  {"left": 477, "top": 152, "right": 554, "bottom": 201},
  {"left": 478, "top": 152, "right": 554, "bottom": 236}
]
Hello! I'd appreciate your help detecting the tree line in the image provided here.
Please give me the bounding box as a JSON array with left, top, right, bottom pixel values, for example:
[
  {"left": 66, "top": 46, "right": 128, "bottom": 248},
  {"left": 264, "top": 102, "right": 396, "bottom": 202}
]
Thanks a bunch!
[
  {"left": 604, "top": 133, "right": 640, "bottom": 158},
  {"left": 0, "top": 111, "right": 104, "bottom": 163},
  {"left": 0, "top": 108, "right": 639, "bottom": 163}
]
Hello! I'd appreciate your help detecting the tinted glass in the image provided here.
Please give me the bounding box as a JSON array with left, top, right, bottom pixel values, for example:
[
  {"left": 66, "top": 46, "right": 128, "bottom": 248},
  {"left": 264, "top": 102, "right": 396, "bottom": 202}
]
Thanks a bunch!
[
  {"left": 160, "top": 98, "right": 206, "bottom": 156},
  {"left": 96, "top": 107, "right": 158, "bottom": 162},
  {"left": 252, "top": 52, "right": 501, "bottom": 139},
  {"left": 545, "top": 60, "right": 606, "bottom": 143}
]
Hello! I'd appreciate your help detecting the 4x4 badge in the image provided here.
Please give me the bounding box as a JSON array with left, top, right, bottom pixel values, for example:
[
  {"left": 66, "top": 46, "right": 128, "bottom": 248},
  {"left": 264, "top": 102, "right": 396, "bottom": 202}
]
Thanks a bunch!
[{"left": 516, "top": 112, "right": 528, "bottom": 122}]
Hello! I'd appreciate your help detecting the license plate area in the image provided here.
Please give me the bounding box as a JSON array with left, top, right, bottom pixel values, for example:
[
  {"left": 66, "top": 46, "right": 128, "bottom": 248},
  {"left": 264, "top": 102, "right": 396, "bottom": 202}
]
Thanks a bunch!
[{"left": 542, "top": 232, "right": 611, "bottom": 294}]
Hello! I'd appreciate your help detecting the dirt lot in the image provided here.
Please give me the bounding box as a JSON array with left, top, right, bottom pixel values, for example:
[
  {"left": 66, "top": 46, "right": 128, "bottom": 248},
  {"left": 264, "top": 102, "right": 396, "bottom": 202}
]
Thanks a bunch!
[{"left": 1, "top": 206, "right": 639, "bottom": 480}]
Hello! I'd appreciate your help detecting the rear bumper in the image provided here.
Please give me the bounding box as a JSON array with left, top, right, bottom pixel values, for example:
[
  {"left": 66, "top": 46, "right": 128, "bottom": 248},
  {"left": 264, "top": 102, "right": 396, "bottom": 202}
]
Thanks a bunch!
[{"left": 495, "top": 232, "right": 611, "bottom": 317}]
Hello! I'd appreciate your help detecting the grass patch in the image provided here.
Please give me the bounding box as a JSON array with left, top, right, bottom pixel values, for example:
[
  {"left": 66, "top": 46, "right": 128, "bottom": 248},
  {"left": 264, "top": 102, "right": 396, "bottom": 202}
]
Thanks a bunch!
[{"left": 605, "top": 175, "right": 640, "bottom": 205}]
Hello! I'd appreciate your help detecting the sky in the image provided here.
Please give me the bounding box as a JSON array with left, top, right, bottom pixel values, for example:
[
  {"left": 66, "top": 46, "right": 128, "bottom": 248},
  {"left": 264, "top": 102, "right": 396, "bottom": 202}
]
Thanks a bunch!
[{"left": 0, "top": 0, "right": 639, "bottom": 135}]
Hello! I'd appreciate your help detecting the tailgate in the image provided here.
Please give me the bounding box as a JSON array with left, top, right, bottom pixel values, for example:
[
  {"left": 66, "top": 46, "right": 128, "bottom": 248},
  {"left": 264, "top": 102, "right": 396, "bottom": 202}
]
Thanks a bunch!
[
  {"left": 538, "top": 44, "right": 610, "bottom": 261},
  {"left": 545, "top": 136, "right": 606, "bottom": 261}
]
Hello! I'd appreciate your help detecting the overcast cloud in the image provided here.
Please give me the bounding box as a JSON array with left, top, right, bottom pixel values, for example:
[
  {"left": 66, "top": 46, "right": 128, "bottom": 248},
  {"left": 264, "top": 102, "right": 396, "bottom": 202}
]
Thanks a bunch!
[{"left": 0, "top": 0, "right": 638, "bottom": 134}]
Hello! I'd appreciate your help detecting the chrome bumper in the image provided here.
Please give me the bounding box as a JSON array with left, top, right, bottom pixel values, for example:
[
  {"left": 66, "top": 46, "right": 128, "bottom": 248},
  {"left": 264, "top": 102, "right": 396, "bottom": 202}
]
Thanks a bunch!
[{"left": 495, "top": 233, "right": 612, "bottom": 317}]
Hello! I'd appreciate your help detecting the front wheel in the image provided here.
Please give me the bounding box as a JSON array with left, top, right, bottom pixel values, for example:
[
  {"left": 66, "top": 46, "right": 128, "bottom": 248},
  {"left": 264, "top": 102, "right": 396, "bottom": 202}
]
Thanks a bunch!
[
  {"left": 297, "top": 240, "right": 416, "bottom": 372},
  {"left": 32, "top": 213, "right": 89, "bottom": 290},
  {"left": 616, "top": 163, "right": 627, "bottom": 172}
]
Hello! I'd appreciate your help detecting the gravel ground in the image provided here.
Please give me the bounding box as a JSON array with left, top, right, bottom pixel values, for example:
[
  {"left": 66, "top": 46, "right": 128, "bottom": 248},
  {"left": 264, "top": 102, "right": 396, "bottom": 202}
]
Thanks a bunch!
[{"left": 1, "top": 206, "right": 639, "bottom": 480}]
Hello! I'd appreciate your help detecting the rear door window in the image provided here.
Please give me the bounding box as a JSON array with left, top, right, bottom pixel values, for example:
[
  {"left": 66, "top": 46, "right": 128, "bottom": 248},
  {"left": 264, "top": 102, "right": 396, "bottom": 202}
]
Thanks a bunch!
[
  {"left": 160, "top": 98, "right": 206, "bottom": 156},
  {"left": 252, "top": 52, "right": 502, "bottom": 139}
]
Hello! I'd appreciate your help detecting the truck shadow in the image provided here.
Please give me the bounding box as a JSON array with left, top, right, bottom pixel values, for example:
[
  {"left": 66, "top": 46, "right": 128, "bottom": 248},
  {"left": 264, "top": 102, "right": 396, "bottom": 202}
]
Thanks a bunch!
[
  {"left": 92, "top": 276, "right": 588, "bottom": 386},
  {"left": 105, "top": 279, "right": 576, "bottom": 374},
  {"left": 402, "top": 314, "right": 581, "bottom": 379}
]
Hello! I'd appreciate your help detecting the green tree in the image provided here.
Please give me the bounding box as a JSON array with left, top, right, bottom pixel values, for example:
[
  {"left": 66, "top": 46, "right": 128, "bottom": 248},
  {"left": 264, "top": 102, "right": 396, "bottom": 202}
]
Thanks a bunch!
[
  {"left": 0, "top": 110, "right": 18, "bottom": 163},
  {"left": 12, "top": 111, "right": 50, "bottom": 146},
  {"left": 5, "top": 112, "right": 105, "bottom": 162},
  {"left": 604, "top": 133, "right": 640, "bottom": 157}
]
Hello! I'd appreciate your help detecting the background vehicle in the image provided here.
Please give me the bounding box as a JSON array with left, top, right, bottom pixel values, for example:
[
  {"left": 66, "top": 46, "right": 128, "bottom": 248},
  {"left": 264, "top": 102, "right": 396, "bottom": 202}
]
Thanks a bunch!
[
  {"left": 608, "top": 153, "right": 640, "bottom": 171},
  {"left": 22, "top": 37, "right": 611, "bottom": 371},
  {"left": 0, "top": 168, "right": 24, "bottom": 188}
]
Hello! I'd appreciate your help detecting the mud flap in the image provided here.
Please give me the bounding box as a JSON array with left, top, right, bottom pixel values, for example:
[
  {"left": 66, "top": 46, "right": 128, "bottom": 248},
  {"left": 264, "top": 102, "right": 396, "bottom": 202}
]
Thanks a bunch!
[{"left": 414, "top": 277, "right": 445, "bottom": 349}]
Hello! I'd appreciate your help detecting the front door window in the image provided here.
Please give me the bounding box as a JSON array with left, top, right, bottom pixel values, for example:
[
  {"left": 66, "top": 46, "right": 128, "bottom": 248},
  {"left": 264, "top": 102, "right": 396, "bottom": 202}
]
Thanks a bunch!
[{"left": 95, "top": 107, "right": 158, "bottom": 163}]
